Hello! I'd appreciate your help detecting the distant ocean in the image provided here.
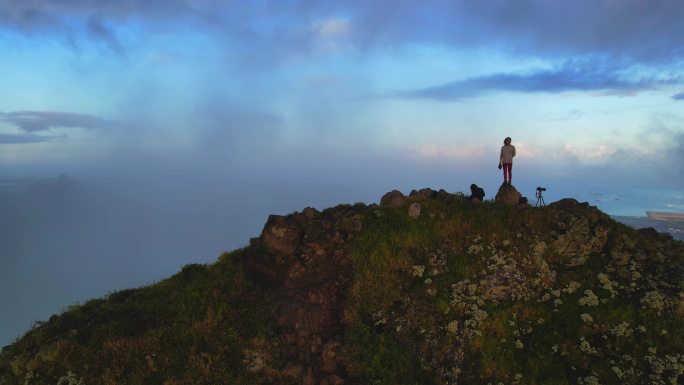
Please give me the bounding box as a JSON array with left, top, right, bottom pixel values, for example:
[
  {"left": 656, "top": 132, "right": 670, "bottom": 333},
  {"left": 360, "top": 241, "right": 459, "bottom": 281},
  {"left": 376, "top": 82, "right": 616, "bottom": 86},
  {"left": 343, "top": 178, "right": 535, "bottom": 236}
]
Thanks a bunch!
[
  {"left": 569, "top": 187, "right": 684, "bottom": 217},
  {"left": 0, "top": 177, "right": 44, "bottom": 193},
  {"left": 565, "top": 186, "right": 684, "bottom": 241}
]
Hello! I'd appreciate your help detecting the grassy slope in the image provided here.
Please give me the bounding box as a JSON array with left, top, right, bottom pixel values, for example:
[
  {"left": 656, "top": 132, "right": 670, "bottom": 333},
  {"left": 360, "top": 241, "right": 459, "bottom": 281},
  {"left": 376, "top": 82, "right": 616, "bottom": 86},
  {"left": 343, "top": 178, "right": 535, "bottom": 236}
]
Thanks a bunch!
[
  {"left": 1, "top": 194, "right": 682, "bottom": 385},
  {"left": 1, "top": 254, "right": 268, "bottom": 385},
  {"left": 343, "top": 197, "right": 683, "bottom": 385}
]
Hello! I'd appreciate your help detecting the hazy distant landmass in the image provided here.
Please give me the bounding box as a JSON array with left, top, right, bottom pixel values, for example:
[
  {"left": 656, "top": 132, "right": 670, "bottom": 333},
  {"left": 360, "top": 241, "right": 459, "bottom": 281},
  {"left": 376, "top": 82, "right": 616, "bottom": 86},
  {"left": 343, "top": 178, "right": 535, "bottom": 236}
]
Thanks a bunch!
[
  {"left": 612, "top": 216, "right": 684, "bottom": 241},
  {"left": 0, "top": 177, "right": 47, "bottom": 193}
]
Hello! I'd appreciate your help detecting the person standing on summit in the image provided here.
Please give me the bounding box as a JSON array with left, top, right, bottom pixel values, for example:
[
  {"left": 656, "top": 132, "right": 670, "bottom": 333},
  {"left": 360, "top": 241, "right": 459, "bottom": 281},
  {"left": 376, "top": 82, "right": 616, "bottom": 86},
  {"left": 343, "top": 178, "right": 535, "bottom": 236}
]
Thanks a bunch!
[{"left": 498, "top": 137, "right": 516, "bottom": 184}]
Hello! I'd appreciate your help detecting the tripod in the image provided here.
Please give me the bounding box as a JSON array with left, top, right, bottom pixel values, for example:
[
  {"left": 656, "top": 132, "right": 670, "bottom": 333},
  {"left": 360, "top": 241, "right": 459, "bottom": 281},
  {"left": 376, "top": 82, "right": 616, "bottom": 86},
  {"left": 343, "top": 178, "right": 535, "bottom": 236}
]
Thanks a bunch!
[{"left": 535, "top": 189, "right": 546, "bottom": 207}]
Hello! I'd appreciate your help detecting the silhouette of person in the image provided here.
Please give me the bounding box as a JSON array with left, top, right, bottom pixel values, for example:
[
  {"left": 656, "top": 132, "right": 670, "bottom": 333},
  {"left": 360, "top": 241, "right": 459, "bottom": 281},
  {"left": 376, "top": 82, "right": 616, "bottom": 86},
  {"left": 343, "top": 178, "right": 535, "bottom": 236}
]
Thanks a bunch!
[
  {"left": 468, "top": 184, "right": 485, "bottom": 202},
  {"left": 498, "top": 137, "right": 516, "bottom": 184}
]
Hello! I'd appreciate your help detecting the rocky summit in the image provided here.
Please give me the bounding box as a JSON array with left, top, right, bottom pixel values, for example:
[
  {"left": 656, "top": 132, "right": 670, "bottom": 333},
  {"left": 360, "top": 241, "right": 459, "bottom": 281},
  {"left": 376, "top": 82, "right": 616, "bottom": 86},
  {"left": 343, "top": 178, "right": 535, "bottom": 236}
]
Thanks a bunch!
[{"left": 1, "top": 188, "right": 683, "bottom": 385}]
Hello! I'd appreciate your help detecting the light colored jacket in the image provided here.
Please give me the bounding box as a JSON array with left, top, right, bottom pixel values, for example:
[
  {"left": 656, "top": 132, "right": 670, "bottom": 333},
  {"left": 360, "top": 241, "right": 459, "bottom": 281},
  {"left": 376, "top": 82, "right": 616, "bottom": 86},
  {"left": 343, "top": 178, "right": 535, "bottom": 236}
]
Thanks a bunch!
[{"left": 500, "top": 144, "right": 516, "bottom": 163}]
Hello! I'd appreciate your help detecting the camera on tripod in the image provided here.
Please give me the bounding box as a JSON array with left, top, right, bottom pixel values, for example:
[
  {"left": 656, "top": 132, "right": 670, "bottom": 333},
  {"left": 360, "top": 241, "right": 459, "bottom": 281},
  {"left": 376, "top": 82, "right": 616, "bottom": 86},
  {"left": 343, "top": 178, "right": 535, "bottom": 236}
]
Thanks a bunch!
[{"left": 535, "top": 187, "right": 546, "bottom": 207}]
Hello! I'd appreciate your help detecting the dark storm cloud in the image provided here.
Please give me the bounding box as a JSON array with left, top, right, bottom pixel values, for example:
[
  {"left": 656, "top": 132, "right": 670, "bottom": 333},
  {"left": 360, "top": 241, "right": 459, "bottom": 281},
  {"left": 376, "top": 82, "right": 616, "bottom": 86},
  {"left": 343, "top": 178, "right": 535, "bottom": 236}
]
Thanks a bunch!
[
  {"left": 398, "top": 64, "right": 674, "bottom": 101},
  {"left": 0, "top": 0, "right": 209, "bottom": 53},
  {"left": 0, "top": 132, "right": 65, "bottom": 144},
  {"left": 86, "top": 15, "right": 125, "bottom": 55},
  {"left": 0, "top": 111, "right": 113, "bottom": 132},
  {"left": 454, "top": 0, "right": 684, "bottom": 62},
  {"left": 672, "top": 92, "right": 684, "bottom": 101},
  {"left": 1, "top": 1, "right": 682, "bottom": 63}
]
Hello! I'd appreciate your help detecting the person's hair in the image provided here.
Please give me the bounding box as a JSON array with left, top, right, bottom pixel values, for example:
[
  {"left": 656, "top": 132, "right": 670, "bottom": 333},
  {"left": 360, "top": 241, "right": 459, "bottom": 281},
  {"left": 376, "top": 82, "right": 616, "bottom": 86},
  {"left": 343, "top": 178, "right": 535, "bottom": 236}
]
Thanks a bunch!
[{"left": 504, "top": 137, "right": 511, "bottom": 145}]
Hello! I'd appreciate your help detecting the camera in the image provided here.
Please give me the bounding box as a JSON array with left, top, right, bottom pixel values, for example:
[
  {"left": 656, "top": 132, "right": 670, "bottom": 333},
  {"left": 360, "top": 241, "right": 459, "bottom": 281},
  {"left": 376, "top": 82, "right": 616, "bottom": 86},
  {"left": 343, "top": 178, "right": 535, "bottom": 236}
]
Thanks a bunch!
[{"left": 536, "top": 187, "right": 546, "bottom": 192}]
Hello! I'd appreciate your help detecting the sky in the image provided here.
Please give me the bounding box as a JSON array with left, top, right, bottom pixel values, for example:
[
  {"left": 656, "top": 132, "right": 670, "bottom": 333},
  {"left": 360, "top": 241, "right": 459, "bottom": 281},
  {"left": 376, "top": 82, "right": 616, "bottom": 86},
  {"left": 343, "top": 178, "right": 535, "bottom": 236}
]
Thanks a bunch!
[
  {"left": 1, "top": 0, "right": 684, "bottom": 345},
  {"left": 0, "top": 0, "right": 683, "bottom": 183}
]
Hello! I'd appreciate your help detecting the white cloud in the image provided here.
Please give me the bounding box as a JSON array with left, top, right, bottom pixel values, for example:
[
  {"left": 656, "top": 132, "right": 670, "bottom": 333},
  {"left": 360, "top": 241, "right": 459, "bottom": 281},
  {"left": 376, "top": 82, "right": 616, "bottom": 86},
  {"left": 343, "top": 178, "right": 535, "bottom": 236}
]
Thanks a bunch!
[
  {"left": 315, "top": 18, "right": 350, "bottom": 38},
  {"left": 512, "top": 142, "right": 543, "bottom": 159},
  {"left": 410, "top": 141, "right": 546, "bottom": 161},
  {"left": 410, "top": 143, "right": 486, "bottom": 159},
  {"left": 557, "top": 144, "right": 617, "bottom": 163}
]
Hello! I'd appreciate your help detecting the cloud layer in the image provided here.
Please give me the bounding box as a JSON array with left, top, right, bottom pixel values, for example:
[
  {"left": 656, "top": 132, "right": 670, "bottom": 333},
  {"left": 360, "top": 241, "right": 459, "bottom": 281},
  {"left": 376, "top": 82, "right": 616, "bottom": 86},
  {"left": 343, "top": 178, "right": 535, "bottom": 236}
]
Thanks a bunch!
[
  {"left": 0, "top": 111, "right": 113, "bottom": 132},
  {"left": 0, "top": 132, "right": 64, "bottom": 144},
  {"left": 398, "top": 62, "right": 677, "bottom": 101},
  {"left": 1, "top": 1, "right": 683, "bottom": 63}
]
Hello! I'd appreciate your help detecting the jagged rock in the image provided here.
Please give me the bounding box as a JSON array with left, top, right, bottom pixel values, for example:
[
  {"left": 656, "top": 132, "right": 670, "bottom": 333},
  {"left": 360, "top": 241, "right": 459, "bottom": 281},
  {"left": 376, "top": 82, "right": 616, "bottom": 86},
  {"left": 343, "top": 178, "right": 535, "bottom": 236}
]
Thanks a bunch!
[
  {"left": 410, "top": 188, "right": 437, "bottom": 199},
  {"left": 436, "top": 189, "right": 450, "bottom": 200},
  {"left": 380, "top": 190, "right": 406, "bottom": 207},
  {"left": 495, "top": 183, "right": 522, "bottom": 206},
  {"left": 302, "top": 207, "right": 320, "bottom": 220},
  {"left": 321, "top": 340, "right": 341, "bottom": 372},
  {"left": 262, "top": 215, "right": 304, "bottom": 255},
  {"left": 320, "top": 374, "right": 344, "bottom": 385},
  {"left": 408, "top": 203, "right": 421, "bottom": 219},
  {"left": 251, "top": 207, "right": 365, "bottom": 385},
  {"left": 282, "top": 362, "right": 302, "bottom": 378},
  {"left": 245, "top": 247, "right": 280, "bottom": 281},
  {"left": 548, "top": 201, "right": 610, "bottom": 262}
]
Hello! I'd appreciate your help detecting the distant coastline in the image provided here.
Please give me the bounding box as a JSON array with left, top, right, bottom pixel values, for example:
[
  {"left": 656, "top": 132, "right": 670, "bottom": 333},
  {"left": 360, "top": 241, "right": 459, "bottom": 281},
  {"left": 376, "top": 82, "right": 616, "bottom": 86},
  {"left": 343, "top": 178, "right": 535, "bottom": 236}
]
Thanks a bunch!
[
  {"left": 612, "top": 214, "right": 684, "bottom": 241},
  {"left": 646, "top": 211, "right": 684, "bottom": 220}
]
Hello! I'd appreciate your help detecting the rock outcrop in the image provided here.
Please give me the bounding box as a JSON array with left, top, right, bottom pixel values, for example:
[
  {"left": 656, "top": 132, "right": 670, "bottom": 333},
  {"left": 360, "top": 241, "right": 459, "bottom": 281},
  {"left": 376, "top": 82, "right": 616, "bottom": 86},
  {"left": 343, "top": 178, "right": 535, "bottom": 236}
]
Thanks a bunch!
[
  {"left": 245, "top": 204, "right": 365, "bottom": 384},
  {"left": 495, "top": 182, "right": 523, "bottom": 206},
  {"left": 379, "top": 190, "right": 406, "bottom": 207}
]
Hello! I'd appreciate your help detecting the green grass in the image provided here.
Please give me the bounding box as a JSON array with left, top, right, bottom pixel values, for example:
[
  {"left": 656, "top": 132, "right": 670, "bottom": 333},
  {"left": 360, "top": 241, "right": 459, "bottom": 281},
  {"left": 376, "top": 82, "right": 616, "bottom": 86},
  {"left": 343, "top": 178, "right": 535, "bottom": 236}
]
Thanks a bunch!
[
  {"left": 344, "top": 197, "right": 683, "bottom": 385},
  {"left": 346, "top": 322, "right": 433, "bottom": 385},
  {"left": 0, "top": 250, "right": 268, "bottom": 385}
]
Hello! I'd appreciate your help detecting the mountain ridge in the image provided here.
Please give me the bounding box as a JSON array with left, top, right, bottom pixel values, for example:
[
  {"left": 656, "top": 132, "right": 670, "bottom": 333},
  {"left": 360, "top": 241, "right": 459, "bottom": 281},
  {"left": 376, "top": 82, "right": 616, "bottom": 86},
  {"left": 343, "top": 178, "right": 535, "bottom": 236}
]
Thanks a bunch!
[{"left": 1, "top": 185, "right": 683, "bottom": 385}]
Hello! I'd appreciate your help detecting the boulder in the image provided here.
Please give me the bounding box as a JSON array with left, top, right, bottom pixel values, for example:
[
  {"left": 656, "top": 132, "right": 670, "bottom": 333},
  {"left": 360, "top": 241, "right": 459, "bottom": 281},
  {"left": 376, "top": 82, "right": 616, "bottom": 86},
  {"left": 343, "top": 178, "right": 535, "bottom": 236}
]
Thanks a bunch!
[
  {"left": 261, "top": 215, "right": 304, "bottom": 255},
  {"left": 436, "top": 189, "right": 450, "bottom": 200},
  {"left": 408, "top": 203, "right": 421, "bottom": 219},
  {"left": 380, "top": 190, "right": 406, "bottom": 207},
  {"left": 495, "top": 183, "right": 522, "bottom": 206},
  {"left": 409, "top": 188, "right": 437, "bottom": 199}
]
